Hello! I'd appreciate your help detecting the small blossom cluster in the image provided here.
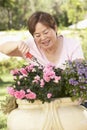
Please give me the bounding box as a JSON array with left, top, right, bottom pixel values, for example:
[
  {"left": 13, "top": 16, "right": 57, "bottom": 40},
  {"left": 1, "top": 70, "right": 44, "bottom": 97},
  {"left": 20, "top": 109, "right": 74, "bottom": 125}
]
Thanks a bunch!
[
  {"left": 7, "top": 63, "right": 62, "bottom": 103},
  {"left": 7, "top": 87, "right": 36, "bottom": 100},
  {"left": 64, "top": 60, "right": 87, "bottom": 101}
]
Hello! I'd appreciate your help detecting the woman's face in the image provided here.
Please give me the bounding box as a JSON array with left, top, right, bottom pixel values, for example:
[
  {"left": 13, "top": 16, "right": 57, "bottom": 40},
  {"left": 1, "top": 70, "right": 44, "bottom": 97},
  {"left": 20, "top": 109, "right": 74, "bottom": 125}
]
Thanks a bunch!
[{"left": 33, "top": 22, "right": 57, "bottom": 50}]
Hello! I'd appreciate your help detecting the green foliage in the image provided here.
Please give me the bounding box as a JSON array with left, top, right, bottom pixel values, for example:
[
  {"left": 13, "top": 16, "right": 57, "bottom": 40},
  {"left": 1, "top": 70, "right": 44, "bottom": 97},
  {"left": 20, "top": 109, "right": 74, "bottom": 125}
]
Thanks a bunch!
[
  {"left": 0, "top": 57, "right": 25, "bottom": 75},
  {"left": 0, "top": 0, "right": 14, "bottom": 8},
  {"left": 0, "top": 69, "right": 16, "bottom": 130},
  {"left": 1, "top": 96, "right": 18, "bottom": 114},
  {"left": 0, "top": 8, "right": 8, "bottom": 30},
  {"left": 62, "top": 0, "right": 86, "bottom": 25},
  {"left": 0, "top": 111, "right": 7, "bottom": 130},
  {"left": 0, "top": 0, "right": 87, "bottom": 30}
]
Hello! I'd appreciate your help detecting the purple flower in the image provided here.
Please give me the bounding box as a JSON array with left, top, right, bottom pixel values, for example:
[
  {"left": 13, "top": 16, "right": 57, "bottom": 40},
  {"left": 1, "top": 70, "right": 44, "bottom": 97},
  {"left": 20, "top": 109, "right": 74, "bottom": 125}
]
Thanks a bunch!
[
  {"left": 69, "top": 78, "right": 78, "bottom": 86},
  {"left": 79, "top": 86, "right": 86, "bottom": 89}
]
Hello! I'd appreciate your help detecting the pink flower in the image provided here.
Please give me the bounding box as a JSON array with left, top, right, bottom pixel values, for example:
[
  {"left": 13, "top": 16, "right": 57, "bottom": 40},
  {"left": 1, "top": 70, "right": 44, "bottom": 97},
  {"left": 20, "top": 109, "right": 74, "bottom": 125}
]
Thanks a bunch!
[
  {"left": 43, "top": 67, "right": 56, "bottom": 82},
  {"left": 25, "top": 92, "right": 36, "bottom": 99},
  {"left": 26, "top": 64, "right": 34, "bottom": 72},
  {"left": 27, "top": 89, "right": 31, "bottom": 93},
  {"left": 7, "top": 87, "right": 15, "bottom": 96},
  {"left": 34, "top": 75, "right": 40, "bottom": 80},
  {"left": 40, "top": 79, "right": 45, "bottom": 87},
  {"left": 14, "top": 90, "right": 25, "bottom": 99},
  {"left": 54, "top": 76, "right": 61, "bottom": 83},
  {"left": 43, "top": 75, "right": 51, "bottom": 82},
  {"left": 17, "top": 81, "right": 20, "bottom": 85},
  {"left": 32, "top": 79, "right": 39, "bottom": 84},
  {"left": 32, "top": 75, "right": 40, "bottom": 83},
  {"left": 20, "top": 68, "right": 28, "bottom": 76},
  {"left": 19, "top": 75, "right": 24, "bottom": 79},
  {"left": 47, "top": 93, "right": 52, "bottom": 99},
  {"left": 10, "top": 69, "right": 19, "bottom": 75},
  {"left": 48, "top": 71, "right": 55, "bottom": 79},
  {"left": 44, "top": 63, "right": 54, "bottom": 70}
]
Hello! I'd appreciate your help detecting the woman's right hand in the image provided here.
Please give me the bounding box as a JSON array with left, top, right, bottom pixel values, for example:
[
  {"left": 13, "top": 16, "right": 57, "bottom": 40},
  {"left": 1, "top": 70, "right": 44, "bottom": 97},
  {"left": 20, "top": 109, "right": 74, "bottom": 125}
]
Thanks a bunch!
[{"left": 18, "top": 41, "right": 30, "bottom": 57}]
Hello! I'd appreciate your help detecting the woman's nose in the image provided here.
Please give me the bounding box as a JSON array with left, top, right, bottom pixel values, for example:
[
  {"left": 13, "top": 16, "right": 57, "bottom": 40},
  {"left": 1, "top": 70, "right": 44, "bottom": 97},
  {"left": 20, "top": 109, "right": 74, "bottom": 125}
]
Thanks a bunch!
[{"left": 40, "top": 34, "right": 46, "bottom": 40}]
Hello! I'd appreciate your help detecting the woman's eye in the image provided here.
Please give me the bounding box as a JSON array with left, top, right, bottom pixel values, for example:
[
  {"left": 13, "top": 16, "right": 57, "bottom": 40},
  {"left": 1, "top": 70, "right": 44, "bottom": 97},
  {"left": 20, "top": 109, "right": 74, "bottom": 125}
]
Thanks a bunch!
[
  {"left": 44, "top": 30, "right": 49, "bottom": 34},
  {"left": 35, "top": 34, "right": 40, "bottom": 37}
]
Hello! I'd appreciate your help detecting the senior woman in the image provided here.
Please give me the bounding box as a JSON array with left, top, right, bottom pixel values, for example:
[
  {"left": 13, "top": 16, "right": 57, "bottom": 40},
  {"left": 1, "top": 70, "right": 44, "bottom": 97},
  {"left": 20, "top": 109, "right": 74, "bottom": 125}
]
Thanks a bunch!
[
  {"left": 1, "top": 11, "right": 87, "bottom": 110},
  {"left": 0, "top": 11, "right": 84, "bottom": 68}
]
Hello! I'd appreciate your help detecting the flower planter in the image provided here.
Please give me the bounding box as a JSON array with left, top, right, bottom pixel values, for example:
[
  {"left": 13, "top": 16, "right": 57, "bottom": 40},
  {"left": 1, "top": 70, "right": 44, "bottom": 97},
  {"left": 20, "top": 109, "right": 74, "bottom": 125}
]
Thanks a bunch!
[{"left": 7, "top": 98, "right": 87, "bottom": 130}]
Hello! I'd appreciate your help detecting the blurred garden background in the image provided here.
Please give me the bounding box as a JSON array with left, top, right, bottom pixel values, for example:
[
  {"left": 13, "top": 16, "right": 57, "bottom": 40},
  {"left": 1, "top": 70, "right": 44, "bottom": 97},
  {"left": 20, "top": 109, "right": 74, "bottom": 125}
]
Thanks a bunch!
[{"left": 0, "top": 0, "right": 87, "bottom": 129}]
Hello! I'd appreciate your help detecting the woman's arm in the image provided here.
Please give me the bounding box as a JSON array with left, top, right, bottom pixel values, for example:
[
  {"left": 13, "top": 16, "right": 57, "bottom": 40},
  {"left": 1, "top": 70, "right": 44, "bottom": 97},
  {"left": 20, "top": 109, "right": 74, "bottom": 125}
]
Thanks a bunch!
[{"left": 0, "top": 41, "right": 30, "bottom": 57}]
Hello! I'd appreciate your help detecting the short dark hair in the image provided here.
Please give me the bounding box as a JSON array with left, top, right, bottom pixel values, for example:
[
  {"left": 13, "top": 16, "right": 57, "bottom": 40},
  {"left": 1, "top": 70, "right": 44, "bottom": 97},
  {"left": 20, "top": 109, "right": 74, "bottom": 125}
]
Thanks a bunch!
[{"left": 27, "top": 11, "right": 57, "bottom": 35}]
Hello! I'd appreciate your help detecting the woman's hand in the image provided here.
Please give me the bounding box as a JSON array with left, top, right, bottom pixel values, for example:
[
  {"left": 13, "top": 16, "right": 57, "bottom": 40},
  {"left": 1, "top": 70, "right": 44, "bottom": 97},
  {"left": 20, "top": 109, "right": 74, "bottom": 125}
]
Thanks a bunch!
[{"left": 18, "top": 41, "right": 30, "bottom": 57}]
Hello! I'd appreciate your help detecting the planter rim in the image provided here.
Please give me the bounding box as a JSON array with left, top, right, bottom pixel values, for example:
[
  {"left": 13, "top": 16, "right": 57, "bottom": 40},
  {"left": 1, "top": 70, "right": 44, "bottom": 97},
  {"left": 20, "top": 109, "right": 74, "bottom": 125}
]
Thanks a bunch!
[{"left": 16, "top": 97, "right": 80, "bottom": 107}]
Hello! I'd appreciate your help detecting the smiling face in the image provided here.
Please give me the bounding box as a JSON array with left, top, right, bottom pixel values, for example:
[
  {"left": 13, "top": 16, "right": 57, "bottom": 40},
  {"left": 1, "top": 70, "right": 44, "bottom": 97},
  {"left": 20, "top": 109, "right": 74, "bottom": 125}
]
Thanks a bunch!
[{"left": 33, "top": 22, "right": 58, "bottom": 50}]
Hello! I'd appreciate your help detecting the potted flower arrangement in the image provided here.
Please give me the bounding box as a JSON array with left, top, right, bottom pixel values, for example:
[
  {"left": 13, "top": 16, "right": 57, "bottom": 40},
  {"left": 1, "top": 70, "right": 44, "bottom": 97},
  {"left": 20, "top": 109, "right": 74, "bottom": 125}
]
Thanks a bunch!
[
  {"left": 1, "top": 53, "right": 87, "bottom": 130},
  {"left": 1, "top": 53, "right": 87, "bottom": 114}
]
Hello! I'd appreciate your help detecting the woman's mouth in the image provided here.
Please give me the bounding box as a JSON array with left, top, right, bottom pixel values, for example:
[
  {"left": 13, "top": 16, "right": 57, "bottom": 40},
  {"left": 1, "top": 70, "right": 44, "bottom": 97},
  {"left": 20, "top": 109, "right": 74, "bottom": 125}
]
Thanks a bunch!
[{"left": 42, "top": 40, "right": 50, "bottom": 46}]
